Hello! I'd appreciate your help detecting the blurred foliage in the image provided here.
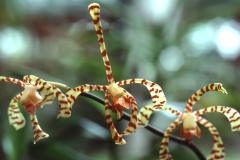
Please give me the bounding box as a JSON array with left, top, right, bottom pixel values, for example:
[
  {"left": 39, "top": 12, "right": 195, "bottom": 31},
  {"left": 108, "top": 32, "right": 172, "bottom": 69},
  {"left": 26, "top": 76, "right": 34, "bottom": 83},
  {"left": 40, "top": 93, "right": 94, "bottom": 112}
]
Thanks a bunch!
[{"left": 1, "top": 0, "right": 240, "bottom": 159}]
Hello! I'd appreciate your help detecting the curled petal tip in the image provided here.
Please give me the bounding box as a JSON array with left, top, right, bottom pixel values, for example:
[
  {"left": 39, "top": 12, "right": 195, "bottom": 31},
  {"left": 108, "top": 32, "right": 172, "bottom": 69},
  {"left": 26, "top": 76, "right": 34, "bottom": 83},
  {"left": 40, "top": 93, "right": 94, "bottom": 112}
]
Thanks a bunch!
[
  {"left": 88, "top": 3, "right": 100, "bottom": 12},
  {"left": 15, "top": 126, "right": 24, "bottom": 130},
  {"left": 88, "top": 3, "right": 100, "bottom": 8},
  {"left": 218, "top": 84, "right": 228, "bottom": 94},
  {"left": 115, "top": 139, "right": 126, "bottom": 145},
  {"left": 57, "top": 109, "right": 72, "bottom": 119},
  {"left": 33, "top": 132, "right": 49, "bottom": 144},
  {"left": 221, "top": 89, "right": 228, "bottom": 95},
  {"left": 56, "top": 113, "right": 71, "bottom": 119}
]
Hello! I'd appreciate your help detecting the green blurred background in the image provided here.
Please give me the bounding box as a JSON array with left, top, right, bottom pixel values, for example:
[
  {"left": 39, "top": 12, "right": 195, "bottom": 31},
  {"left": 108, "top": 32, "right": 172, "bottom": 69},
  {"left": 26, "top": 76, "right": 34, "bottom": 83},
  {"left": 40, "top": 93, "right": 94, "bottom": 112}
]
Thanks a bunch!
[{"left": 0, "top": 0, "right": 240, "bottom": 159}]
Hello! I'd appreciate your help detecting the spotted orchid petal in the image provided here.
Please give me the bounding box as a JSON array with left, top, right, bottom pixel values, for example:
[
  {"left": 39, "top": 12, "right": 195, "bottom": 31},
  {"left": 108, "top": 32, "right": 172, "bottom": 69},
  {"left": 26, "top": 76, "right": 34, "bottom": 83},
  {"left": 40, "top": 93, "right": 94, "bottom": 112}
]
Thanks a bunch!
[
  {"left": 30, "top": 114, "right": 49, "bottom": 144},
  {"left": 23, "top": 75, "right": 71, "bottom": 118},
  {"left": 120, "top": 90, "right": 138, "bottom": 136},
  {"left": 196, "top": 116, "right": 225, "bottom": 160},
  {"left": 137, "top": 105, "right": 180, "bottom": 128},
  {"left": 159, "top": 118, "right": 182, "bottom": 160},
  {"left": 194, "top": 106, "right": 240, "bottom": 131},
  {"left": 165, "top": 107, "right": 183, "bottom": 117},
  {"left": 65, "top": 84, "right": 108, "bottom": 107},
  {"left": 137, "top": 107, "right": 181, "bottom": 159},
  {"left": 117, "top": 79, "right": 166, "bottom": 110},
  {"left": 8, "top": 93, "right": 26, "bottom": 130},
  {"left": 184, "top": 83, "right": 227, "bottom": 113},
  {"left": 137, "top": 105, "right": 183, "bottom": 128},
  {"left": 0, "top": 76, "right": 26, "bottom": 130},
  {"left": 104, "top": 91, "right": 126, "bottom": 145},
  {"left": 88, "top": 3, "right": 115, "bottom": 85},
  {"left": 0, "top": 76, "right": 25, "bottom": 87},
  {"left": 137, "top": 105, "right": 159, "bottom": 127}
]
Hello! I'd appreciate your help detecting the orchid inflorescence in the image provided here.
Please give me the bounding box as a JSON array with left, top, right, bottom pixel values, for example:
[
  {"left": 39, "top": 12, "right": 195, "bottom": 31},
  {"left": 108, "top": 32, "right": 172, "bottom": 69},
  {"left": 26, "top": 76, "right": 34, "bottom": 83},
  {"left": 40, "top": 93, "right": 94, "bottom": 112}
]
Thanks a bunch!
[{"left": 1, "top": 2, "right": 240, "bottom": 160}]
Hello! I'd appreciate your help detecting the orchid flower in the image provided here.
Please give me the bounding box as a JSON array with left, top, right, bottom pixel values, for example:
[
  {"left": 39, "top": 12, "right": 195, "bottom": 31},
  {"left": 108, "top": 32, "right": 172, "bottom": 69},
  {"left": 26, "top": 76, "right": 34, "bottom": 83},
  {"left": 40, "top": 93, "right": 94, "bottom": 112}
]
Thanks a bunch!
[
  {"left": 65, "top": 3, "right": 166, "bottom": 145},
  {"left": 137, "top": 83, "right": 240, "bottom": 159},
  {"left": 1, "top": 75, "right": 71, "bottom": 143}
]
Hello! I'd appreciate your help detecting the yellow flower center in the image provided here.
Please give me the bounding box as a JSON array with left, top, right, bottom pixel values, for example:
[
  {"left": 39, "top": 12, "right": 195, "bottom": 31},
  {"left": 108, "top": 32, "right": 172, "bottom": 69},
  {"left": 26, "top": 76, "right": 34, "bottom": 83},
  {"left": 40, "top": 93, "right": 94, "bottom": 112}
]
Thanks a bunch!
[
  {"left": 108, "top": 83, "right": 124, "bottom": 98},
  {"left": 182, "top": 113, "right": 196, "bottom": 130}
]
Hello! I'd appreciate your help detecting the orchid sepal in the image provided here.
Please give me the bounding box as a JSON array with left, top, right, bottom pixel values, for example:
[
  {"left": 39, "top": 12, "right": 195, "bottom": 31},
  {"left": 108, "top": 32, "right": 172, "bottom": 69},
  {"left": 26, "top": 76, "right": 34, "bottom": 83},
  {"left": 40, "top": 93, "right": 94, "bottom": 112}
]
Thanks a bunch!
[
  {"left": 8, "top": 93, "right": 26, "bottom": 130},
  {"left": 185, "top": 83, "right": 227, "bottom": 113},
  {"left": 194, "top": 106, "right": 240, "bottom": 131},
  {"left": 30, "top": 115, "right": 49, "bottom": 144}
]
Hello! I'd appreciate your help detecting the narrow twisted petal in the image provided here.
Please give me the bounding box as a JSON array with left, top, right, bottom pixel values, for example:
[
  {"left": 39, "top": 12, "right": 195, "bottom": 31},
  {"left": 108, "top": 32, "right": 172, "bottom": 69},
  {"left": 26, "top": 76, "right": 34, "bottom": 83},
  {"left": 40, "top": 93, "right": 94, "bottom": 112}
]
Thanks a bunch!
[
  {"left": 47, "top": 81, "right": 71, "bottom": 91},
  {"left": 8, "top": 93, "right": 26, "bottom": 130},
  {"left": 194, "top": 106, "right": 240, "bottom": 131},
  {"left": 184, "top": 83, "right": 227, "bottom": 113},
  {"left": 165, "top": 106, "right": 183, "bottom": 117},
  {"left": 196, "top": 116, "right": 225, "bottom": 160},
  {"left": 53, "top": 85, "right": 71, "bottom": 118},
  {"left": 104, "top": 91, "right": 126, "bottom": 145},
  {"left": 65, "top": 84, "right": 108, "bottom": 106},
  {"left": 137, "top": 105, "right": 159, "bottom": 127},
  {"left": 117, "top": 79, "right": 166, "bottom": 110},
  {"left": 30, "top": 114, "right": 49, "bottom": 144},
  {"left": 1, "top": 77, "right": 27, "bottom": 124},
  {"left": 137, "top": 106, "right": 182, "bottom": 128},
  {"left": 88, "top": 3, "right": 115, "bottom": 84},
  {"left": 0, "top": 76, "right": 25, "bottom": 87},
  {"left": 159, "top": 118, "right": 182, "bottom": 160},
  {"left": 120, "top": 91, "right": 138, "bottom": 136}
]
